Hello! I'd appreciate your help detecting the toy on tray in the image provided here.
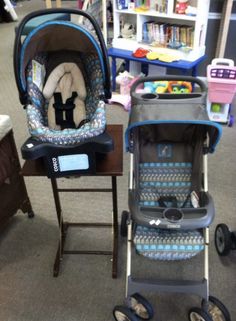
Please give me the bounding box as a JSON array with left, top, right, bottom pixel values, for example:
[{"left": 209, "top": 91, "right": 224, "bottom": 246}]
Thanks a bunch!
[
  {"left": 144, "top": 81, "right": 168, "bottom": 94},
  {"left": 143, "top": 80, "right": 192, "bottom": 95},
  {"left": 167, "top": 81, "right": 192, "bottom": 93},
  {"left": 207, "top": 58, "right": 236, "bottom": 126},
  {"left": 108, "top": 71, "right": 144, "bottom": 111}
]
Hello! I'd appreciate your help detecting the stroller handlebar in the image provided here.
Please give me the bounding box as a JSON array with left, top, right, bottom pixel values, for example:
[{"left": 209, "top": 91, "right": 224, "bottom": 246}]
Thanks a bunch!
[
  {"left": 130, "top": 75, "right": 207, "bottom": 100},
  {"left": 14, "top": 8, "right": 111, "bottom": 104}
]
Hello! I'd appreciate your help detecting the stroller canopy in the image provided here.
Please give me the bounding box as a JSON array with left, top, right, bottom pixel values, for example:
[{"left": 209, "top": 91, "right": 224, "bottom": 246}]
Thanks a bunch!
[{"left": 126, "top": 92, "right": 222, "bottom": 153}]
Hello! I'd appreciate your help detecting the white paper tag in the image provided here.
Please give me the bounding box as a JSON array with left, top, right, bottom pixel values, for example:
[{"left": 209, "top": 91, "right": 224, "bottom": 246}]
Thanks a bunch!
[{"left": 32, "top": 60, "right": 45, "bottom": 91}]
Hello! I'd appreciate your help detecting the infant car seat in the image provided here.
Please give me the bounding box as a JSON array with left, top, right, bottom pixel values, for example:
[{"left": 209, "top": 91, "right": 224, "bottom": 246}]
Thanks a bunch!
[{"left": 14, "top": 9, "right": 113, "bottom": 177}]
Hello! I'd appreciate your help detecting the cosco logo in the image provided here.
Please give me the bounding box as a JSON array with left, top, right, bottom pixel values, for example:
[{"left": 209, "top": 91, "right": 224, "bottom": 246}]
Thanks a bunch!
[{"left": 52, "top": 157, "right": 59, "bottom": 172}]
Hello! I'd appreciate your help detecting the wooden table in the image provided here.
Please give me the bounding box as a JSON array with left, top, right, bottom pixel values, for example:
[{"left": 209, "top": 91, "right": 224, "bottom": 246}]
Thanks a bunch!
[{"left": 21, "top": 125, "right": 123, "bottom": 278}]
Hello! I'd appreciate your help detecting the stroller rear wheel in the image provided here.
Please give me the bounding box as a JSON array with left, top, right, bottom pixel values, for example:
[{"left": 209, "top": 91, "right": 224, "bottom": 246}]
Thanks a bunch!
[
  {"left": 215, "top": 224, "right": 232, "bottom": 256},
  {"left": 113, "top": 306, "right": 139, "bottom": 321},
  {"left": 189, "top": 307, "right": 213, "bottom": 321},
  {"left": 207, "top": 296, "right": 231, "bottom": 321},
  {"left": 129, "top": 293, "right": 154, "bottom": 320}
]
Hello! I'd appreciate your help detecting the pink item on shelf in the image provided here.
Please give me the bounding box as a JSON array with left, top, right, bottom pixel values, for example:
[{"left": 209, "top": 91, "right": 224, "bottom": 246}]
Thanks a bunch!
[
  {"left": 108, "top": 71, "right": 144, "bottom": 111},
  {"left": 207, "top": 58, "right": 236, "bottom": 104}
]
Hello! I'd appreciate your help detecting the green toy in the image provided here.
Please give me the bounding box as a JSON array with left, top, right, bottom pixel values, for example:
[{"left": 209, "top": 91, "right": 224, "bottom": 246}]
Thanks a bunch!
[{"left": 211, "top": 103, "right": 221, "bottom": 113}]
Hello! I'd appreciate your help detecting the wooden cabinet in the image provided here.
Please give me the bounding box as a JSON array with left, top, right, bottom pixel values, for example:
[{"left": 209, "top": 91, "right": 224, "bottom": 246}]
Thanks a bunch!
[
  {"left": 112, "top": 0, "right": 210, "bottom": 61},
  {"left": 0, "top": 121, "right": 33, "bottom": 229}
]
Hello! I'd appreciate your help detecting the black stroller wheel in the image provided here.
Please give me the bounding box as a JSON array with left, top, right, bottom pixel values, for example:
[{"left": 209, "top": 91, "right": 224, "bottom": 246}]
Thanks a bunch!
[
  {"left": 189, "top": 307, "right": 213, "bottom": 321},
  {"left": 120, "top": 211, "right": 129, "bottom": 237},
  {"left": 215, "top": 224, "right": 232, "bottom": 256},
  {"left": 207, "top": 296, "right": 231, "bottom": 321},
  {"left": 113, "top": 306, "right": 139, "bottom": 321},
  {"left": 129, "top": 293, "right": 154, "bottom": 320}
]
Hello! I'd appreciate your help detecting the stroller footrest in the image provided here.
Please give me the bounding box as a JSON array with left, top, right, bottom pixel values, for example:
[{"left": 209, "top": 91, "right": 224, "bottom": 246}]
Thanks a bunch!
[{"left": 127, "top": 276, "right": 208, "bottom": 300}]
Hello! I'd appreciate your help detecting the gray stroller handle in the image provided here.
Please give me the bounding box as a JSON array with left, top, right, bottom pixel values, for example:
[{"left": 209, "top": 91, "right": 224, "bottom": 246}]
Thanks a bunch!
[{"left": 130, "top": 75, "right": 207, "bottom": 100}]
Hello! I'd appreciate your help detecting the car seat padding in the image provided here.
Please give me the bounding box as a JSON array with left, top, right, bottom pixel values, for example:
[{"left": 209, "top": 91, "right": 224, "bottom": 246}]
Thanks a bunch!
[{"left": 43, "top": 62, "right": 87, "bottom": 130}]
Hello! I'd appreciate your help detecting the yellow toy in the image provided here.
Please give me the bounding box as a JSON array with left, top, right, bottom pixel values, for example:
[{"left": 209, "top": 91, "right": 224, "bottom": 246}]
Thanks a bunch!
[{"left": 155, "top": 81, "right": 169, "bottom": 93}]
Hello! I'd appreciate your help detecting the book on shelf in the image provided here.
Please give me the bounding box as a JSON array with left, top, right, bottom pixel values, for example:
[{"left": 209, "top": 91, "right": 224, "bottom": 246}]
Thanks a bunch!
[
  {"left": 142, "top": 21, "right": 194, "bottom": 49},
  {"left": 116, "top": 0, "right": 171, "bottom": 12}
]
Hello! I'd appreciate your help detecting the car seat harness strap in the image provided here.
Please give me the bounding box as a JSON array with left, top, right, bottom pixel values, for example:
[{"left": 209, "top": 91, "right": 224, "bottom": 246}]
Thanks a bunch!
[{"left": 53, "top": 91, "right": 78, "bottom": 129}]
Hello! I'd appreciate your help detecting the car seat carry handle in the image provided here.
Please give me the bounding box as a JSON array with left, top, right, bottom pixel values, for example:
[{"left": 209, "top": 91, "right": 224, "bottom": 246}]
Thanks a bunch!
[
  {"left": 14, "top": 8, "right": 111, "bottom": 104},
  {"left": 130, "top": 75, "right": 206, "bottom": 100}
]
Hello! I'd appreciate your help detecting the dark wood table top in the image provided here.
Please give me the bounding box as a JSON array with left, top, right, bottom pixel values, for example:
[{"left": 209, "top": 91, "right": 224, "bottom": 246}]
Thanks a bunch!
[{"left": 21, "top": 124, "right": 123, "bottom": 177}]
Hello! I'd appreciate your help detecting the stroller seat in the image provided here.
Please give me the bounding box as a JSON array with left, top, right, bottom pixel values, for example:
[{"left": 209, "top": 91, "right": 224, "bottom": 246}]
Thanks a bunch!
[{"left": 134, "top": 142, "right": 204, "bottom": 261}]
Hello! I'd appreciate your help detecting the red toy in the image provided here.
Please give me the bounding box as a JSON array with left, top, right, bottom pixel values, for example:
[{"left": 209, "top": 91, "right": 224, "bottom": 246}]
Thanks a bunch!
[{"left": 175, "top": 0, "right": 189, "bottom": 14}]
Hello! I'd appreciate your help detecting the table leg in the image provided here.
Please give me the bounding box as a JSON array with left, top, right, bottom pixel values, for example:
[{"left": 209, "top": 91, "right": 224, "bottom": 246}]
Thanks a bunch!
[
  {"left": 51, "top": 178, "right": 64, "bottom": 277},
  {"left": 111, "top": 57, "right": 117, "bottom": 91},
  {"left": 111, "top": 176, "right": 118, "bottom": 278},
  {"left": 192, "top": 66, "right": 197, "bottom": 78}
]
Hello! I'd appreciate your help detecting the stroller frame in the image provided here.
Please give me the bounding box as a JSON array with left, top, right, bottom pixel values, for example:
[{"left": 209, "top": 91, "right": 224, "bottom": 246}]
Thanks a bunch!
[{"left": 118, "top": 76, "right": 229, "bottom": 320}]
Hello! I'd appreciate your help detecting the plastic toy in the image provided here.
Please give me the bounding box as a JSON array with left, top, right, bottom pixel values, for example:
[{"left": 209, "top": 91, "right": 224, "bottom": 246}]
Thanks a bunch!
[
  {"left": 144, "top": 81, "right": 168, "bottom": 94},
  {"left": 108, "top": 71, "right": 144, "bottom": 111},
  {"left": 167, "top": 81, "right": 192, "bottom": 93},
  {"left": 185, "top": 5, "right": 197, "bottom": 16},
  {"left": 207, "top": 58, "right": 236, "bottom": 126},
  {"left": 211, "top": 103, "right": 221, "bottom": 113},
  {"left": 146, "top": 51, "right": 159, "bottom": 60},
  {"left": 121, "top": 23, "right": 135, "bottom": 39},
  {"left": 132, "top": 47, "right": 150, "bottom": 58},
  {"left": 155, "top": 81, "right": 168, "bottom": 93},
  {"left": 175, "top": 0, "right": 189, "bottom": 14}
]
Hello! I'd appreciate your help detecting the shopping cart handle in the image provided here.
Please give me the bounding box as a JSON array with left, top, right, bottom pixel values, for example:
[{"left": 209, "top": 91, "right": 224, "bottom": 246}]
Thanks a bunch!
[{"left": 211, "top": 58, "right": 234, "bottom": 67}]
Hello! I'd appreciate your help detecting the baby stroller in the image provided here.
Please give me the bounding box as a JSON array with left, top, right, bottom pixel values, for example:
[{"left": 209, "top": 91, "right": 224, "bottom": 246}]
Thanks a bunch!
[
  {"left": 14, "top": 8, "right": 113, "bottom": 177},
  {"left": 113, "top": 76, "right": 231, "bottom": 321}
]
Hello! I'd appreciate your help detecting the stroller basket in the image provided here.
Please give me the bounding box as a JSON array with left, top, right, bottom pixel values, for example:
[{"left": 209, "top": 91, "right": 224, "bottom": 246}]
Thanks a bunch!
[{"left": 14, "top": 9, "right": 113, "bottom": 177}]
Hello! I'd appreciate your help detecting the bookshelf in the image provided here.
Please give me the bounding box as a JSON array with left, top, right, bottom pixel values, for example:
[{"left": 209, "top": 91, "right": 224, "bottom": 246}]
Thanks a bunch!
[{"left": 112, "top": 0, "right": 210, "bottom": 61}]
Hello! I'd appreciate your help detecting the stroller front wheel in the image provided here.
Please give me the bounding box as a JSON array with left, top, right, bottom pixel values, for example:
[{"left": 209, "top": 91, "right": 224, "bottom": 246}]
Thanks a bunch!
[
  {"left": 129, "top": 293, "right": 154, "bottom": 320},
  {"left": 113, "top": 306, "right": 139, "bottom": 321},
  {"left": 207, "top": 296, "right": 231, "bottom": 321},
  {"left": 189, "top": 307, "right": 213, "bottom": 321},
  {"left": 215, "top": 224, "right": 232, "bottom": 256}
]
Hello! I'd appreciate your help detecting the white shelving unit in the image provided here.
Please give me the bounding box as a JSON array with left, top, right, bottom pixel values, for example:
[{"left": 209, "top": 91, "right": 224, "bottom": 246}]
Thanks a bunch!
[{"left": 112, "top": 0, "right": 210, "bottom": 61}]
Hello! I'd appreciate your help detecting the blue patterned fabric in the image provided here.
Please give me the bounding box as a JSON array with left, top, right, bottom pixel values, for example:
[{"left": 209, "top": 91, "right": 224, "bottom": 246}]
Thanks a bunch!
[
  {"left": 134, "top": 225, "right": 204, "bottom": 261},
  {"left": 25, "top": 52, "right": 106, "bottom": 145},
  {"left": 134, "top": 162, "right": 204, "bottom": 260},
  {"left": 139, "top": 162, "right": 192, "bottom": 208}
]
